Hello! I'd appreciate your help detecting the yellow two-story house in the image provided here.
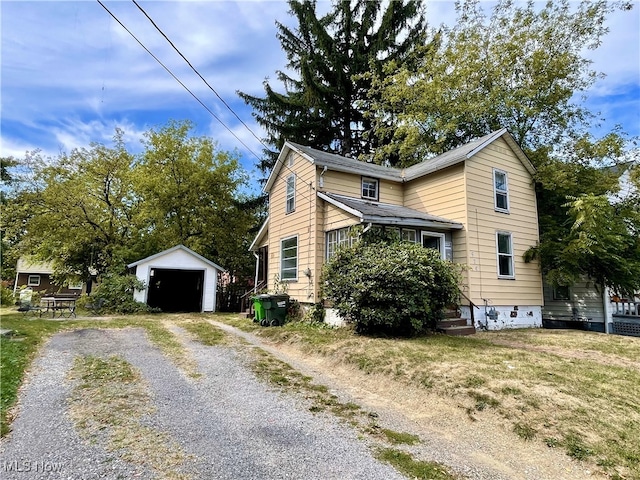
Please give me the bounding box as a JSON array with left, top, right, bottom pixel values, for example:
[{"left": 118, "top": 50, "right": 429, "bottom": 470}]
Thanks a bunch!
[{"left": 250, "top": 128, "right": 544, "bottom": 330}]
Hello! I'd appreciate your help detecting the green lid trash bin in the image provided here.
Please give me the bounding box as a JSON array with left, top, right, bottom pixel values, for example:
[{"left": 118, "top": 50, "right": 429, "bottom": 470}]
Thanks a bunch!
[
  {"left": 252, "top": 294, "right": 270, "bottom": 323},
  {"left": 251, "top": 295, "right": 266, "bottom": 323},
  {"left": 263, "top": 294, "right": 289, "bottom": 326}
]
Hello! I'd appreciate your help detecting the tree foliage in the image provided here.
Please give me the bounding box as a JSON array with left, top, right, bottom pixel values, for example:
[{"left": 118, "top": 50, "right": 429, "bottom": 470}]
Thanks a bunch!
[
  {"left": 3, "top": 131, "right": 139, "bottom": 283},
  {"left": 322, "top": 241, "right": 461, "bottom": 336},
  {"left": 367, "top": 0, "right": 639, "bottom": 295},
  {"left": 368, "top": 0, "right": 632, "bottom": 166},
  {"left": 1, "top": 121, "right": 262, "bottom": 289},
  {"left": 239, "top": 0, "right": 428, "bottom": 172}
]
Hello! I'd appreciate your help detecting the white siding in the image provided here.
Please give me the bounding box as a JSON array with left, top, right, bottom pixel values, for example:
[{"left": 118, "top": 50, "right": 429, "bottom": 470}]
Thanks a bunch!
[{"left": 131, "top": 249, "right": 219, "bottom": 312}]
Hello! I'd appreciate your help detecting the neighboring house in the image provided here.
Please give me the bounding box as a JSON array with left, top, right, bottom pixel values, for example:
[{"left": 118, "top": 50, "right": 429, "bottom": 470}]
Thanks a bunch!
[
  {"left": 13, "top": 257, "right": 84, "bottom": 296},
  {"left": 128, "top": 245, "right": 224, "bottom": 313},
  {"left": 250, "top": 128, "right": 544, "bottom": 330},
  {"left": 542, "top": 277, "right": 609, "bottom": 331},
  {"left": 543, "top": 160, "right": 640, "bottom": 335}
]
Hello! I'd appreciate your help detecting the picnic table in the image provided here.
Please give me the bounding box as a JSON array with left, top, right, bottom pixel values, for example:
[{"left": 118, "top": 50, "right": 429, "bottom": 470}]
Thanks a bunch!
[{"left": 39, "top": 296, "right": 77, "bottom": 318}]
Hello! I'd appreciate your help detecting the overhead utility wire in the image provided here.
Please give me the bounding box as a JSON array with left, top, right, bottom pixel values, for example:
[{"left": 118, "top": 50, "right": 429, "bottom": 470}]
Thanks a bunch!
[
  {"left": 96, "top": 0, "right": 262, "bottom": 162},
  {"left": 102, "top": 0, "right": 314, "bottom": 204},
  {"left": 132, "top": 0, "right": 269, "bottom": 152},
  {"left": 130, "top": 0, "right": 317, "bottom": 201}
]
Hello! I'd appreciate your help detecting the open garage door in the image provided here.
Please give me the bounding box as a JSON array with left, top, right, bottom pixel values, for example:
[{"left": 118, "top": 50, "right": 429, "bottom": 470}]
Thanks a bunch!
[{"left": 147, "top": 268, "right": 204, "bottom": 312}]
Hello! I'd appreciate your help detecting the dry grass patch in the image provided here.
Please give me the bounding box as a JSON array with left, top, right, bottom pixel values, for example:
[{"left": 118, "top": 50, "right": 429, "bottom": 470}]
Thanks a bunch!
[
  {"left": 168, "top": 315, "right": 227, "bottom": 346},
  {"left": 68, "top": 355, "right": 192, "bottom": 479},
  {"left": 218, "top": 315, "right": 640, "bottom": 479},
  {"left": 238, "top": 345, "right": 456, "bottom": 479}
]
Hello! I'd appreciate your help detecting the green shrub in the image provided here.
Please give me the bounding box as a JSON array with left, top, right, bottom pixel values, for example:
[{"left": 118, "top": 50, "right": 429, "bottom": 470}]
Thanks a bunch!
[
  {"left": 90, "top": 274, "right": 151, "bottom": 314},
  {"left": 304, "top": 302, "right": 326, "bottom": 323},
  {"left": 322, "top": 241, "right": 461, "bottom": 336},
  {"left": 0, "top": 283, "right": 15, "bottom": 306}
]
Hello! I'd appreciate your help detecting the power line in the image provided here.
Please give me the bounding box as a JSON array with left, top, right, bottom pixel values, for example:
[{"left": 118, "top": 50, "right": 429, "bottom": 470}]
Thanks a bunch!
[
  {"left": 96, "top": 0, "right": 263, "bottom": 162},
  {"left": 131, "top": 0, "right": 269, "bottom": 152},
  {"left": 128, "top": 1, "right": 316, "bottom": 199},
  {"left": 98, "top": 0, "right": 315, "bottom": 203}
]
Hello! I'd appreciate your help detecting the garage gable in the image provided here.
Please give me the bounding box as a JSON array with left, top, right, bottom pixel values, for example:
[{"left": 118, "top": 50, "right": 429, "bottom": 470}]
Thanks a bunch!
[{"left": 128, "top": 245, "right": 225, "bottom": 312}]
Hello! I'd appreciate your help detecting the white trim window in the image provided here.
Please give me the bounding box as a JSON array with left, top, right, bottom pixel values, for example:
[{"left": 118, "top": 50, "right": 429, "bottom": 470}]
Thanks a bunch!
[
  {"left": 496, "top": 232, "right": 515, "bottom": 278},
  {"left": 421, "top": 231, "right": 446, "bottom": 259},
  {"left": 68, "top": 282, "right": 83, "bottom": 290},
  {"left": 401, "top": 229, "right": 418, "bottom": 243},
  {"left": 27, "top": 275, "right": 41, "bottom": 287},
  {"left": 361, "top": 177, "right": 379, "bottom": 201},
  {"left": 493, "top": 168, "right": 509, "bottom": 213},
  {"left": 280, "top": 235, "right": 298, "bottom": 281},
  {"left": 326, "top": 227, "right": 356, "bottom": 259},
  {"left": 286, "top": 174, "right": 296, "bottom": 214}
]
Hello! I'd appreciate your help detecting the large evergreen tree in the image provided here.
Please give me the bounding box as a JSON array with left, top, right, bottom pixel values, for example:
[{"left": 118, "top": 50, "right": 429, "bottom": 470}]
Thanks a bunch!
[{"left": 238, "top": 0, "right": 427, "bottom": 173}]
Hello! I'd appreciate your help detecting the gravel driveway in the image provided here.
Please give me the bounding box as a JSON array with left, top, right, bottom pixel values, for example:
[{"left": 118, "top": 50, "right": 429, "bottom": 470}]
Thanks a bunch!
[{"left": 0, "top": 327, "right": 404, "bottom": 480}]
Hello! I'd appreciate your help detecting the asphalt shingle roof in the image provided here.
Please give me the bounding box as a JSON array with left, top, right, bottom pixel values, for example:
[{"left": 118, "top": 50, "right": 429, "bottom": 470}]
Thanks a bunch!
[{"left": 320, "top": 192, "right": 463, "bottom": 229}]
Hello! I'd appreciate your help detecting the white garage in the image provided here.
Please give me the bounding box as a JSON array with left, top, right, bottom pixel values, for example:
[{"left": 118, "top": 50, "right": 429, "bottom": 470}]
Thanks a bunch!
[{"left": 128, "top": 245, "right": 225, "bottom": 312}]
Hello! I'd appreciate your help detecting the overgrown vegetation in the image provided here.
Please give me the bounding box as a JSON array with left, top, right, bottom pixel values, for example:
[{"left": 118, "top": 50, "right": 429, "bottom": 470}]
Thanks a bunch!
[
  {"left": 217, "top": 315, "right": 640, "bottom": 479},
  {"left": 322, "top": 241, "right": 461, "bottom": 336},
  {"left": 87, "top": 274, "right": 153, "bottom": 314}
]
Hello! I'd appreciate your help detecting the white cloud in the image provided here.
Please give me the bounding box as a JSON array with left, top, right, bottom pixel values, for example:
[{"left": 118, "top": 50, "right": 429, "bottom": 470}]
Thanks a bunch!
[{"left": 1, "top": 0, "right": 638, "bottom": 167}]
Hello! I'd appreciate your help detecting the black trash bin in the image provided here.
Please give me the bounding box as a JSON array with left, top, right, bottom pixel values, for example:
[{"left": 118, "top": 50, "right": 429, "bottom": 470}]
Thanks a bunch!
[{"left": 263, "top": 294, "right": 289, "bottom": 326}]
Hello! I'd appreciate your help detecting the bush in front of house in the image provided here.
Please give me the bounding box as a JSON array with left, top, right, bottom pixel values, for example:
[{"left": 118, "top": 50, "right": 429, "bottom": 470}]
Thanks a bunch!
[
  {"left": 322, "top": 241, "right": 461, "bottom": 336},
  {"left": 89, "top": 274, "right": 153, "bottom": 314},
  {"left": 1, "top": 282, "right": 15, "bottom": 306}
]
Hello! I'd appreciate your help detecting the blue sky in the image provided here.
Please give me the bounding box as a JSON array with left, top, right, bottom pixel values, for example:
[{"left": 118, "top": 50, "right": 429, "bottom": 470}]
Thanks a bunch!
[{"left": 1, "top": 1, "right": 639, "bottom": 187}]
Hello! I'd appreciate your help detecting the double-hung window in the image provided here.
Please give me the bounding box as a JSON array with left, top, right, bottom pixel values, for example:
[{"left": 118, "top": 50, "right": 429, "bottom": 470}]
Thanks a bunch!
[
  {"left": 401, "top": 229, "right": 417, "bottom": 243},
  {"left": 280, "top": 236, "right": 298, "bottom": 281},
  {"left": 28, "top": 275, "right": 41, "bottom": 287},
  {"left": 496, "top": 232, "right": 514, "bottom": 278},
  {"left": 493, "top": 169, "right": 509, "bottom": 213},
  {"left": 361, "top": 177, "right": 379, "bottom": 201},
  {"left": 326, "top": 227, "right": 354, "bottom": 259},
  {"left": 286, "top": 174, "right": 296, "bottom": 214}
]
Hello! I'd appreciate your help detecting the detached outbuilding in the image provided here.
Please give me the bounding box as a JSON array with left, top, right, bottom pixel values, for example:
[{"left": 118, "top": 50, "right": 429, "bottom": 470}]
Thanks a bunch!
[{"left": 128, "top": 245, "right": 224, "bottom": 312}]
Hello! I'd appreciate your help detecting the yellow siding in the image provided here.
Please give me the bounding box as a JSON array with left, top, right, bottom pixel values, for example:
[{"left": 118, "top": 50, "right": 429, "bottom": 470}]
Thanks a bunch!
[
  {"left": 262, "top": 137, "right": 543, "bottom": 308},
  {"left": 404, "top": 163, "right": 469, "bottom": 280},
  {"left": 267, "top": 153, "right": 318, "bottom": 303},
  {"left": 312, "top": 200, "right": 361, "bottom": 297},
  {"left": 324, "top": 203, "right": 360, "bottom": 231},
  {"left": 321, "top": 170, "right": 403, "bottom": 205},
  {"left": 463, "top": 138, "right": 542, "bottom": 305}
]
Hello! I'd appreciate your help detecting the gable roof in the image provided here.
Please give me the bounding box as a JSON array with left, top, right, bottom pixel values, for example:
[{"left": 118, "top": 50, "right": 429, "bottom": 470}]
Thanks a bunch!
[
  {"left": 127, "top": 245, "right": 225, "bottom": 271},
  {"left": 319, "top": 192, "right": 464, "bottom": 230},
  {"left": 16, "top": 257, "right": 55, "bottom": 274},
  {"left": 248, "top": 217, "right": 269, "bottom": 251},
  {"left": 264, "top": 142, "right": 403, "bottom": 192},
  {"left": 404, "top": 128, "right": 535, "bottom": 180},
  {"left": 264, "top": 129, "right": 535, "bottom": 192}
]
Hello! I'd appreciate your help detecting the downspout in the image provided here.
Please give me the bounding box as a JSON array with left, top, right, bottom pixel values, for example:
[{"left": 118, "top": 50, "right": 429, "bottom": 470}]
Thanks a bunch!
[
  {"left": 602, "top": 286, "right": 612, "bottom": 334},
  {"left": 362, "top": 222, "right": 372, "bottom": 235},
  {"left": 253, "top": 252, "right": 260, "bottom": 293}
]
